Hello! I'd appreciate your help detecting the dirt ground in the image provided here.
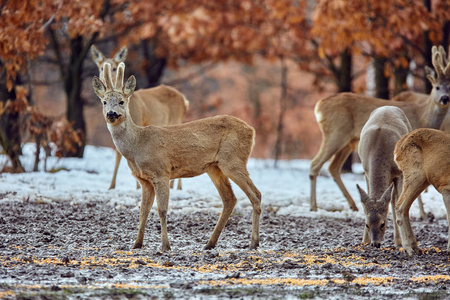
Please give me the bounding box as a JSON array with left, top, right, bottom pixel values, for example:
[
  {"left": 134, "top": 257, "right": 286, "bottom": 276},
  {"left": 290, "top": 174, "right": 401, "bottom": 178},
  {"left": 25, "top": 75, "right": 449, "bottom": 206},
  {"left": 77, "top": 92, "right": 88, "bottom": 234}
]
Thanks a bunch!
[{"left": 0, "top": 200, "right": 449, "bottom": 299}]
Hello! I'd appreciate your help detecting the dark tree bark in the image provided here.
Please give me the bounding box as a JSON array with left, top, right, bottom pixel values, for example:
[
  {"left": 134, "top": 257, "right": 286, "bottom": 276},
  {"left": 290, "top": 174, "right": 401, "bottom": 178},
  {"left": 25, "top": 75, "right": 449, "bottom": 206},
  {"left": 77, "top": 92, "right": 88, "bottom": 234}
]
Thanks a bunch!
[
  {"left": 423, "top": 0, "right": 433, "bottom": 94},
  {"left": 374, "top": 56, "right": 390, "bottom": 99},
  {"left": 394, "top": 55, "right": 410, "bottom": 96},
  {"left": 141, "top": 41, "right": 167, "bottom": 88},
  {"left": 0, "top": 70, "right": 25, "bottom": 172},
  {"left": 337, "top": 48, "right": 353, "bottom": 173},
  {"left": 273, "top": 57, "right": 288, "bottom": 167},
  {"left": 64, "top": 36, "right": 86, "bottom": 158}
]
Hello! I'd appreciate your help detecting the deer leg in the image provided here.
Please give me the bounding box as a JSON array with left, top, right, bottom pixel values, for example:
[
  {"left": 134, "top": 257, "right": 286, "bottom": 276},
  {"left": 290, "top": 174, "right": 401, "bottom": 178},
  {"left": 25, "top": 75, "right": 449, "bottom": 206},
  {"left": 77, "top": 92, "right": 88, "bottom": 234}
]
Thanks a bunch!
[
  {"left": 133, "top": 180, "right": 155, "bottom": 249},
  {"left": 153, "top": 178, "right": 171, "bottom": 251},
  {"left": 395, "top": 176, "right": 428, "bottom": 256},
  {"left": 362, "top": 175, "right": 370, "bottom": 244},
  {"left": 417, "top": 195, "right": 426, "bottom": 220},
  {"left": 220, "top": 166, "right": 262, "bottom": 250},
  {"left": 177, "top": 178, "right": 182, "bottom": 190},
  {"left": 204, "top": 166, "right": 238, "bottom": 250},
  {"left": 109, "top": 150, "right": 122, "bottom": 190},
  {"left": 392, "top": 177, "right": 402, "bottom": 247},
  {"left": 328, "top": 145, "right": 358, "bottom": 211},
  {"left": 310, "top": 139, "right": 352, "bottom": 211},
  {"left": 170, "top": 180, "right": 174, "bottom": 189},
  {"left": 441, "top": 189, "right": 450, "bottom": 251}
]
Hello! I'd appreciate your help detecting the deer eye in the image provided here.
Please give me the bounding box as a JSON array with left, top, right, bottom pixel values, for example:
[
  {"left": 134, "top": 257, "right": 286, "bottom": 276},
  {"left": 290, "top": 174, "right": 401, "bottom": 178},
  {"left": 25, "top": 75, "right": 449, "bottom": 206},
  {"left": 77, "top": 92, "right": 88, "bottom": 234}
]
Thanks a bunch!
[
  {"left": 436, "top": 86, "right": 440, "bottom": 90},
  {"left": 101, "top": 67, "right": 104, "bottom": 71},
  {"left": 380, "top": 223, "right": 385, "bottom": 229},
  {"left": 113, "top": 68, "right": 117, "bottom": 72},
  {"left": 119, "top": 101, "right": 124, "bottom": 105},
  {"left": 103, "top": 101, "right": 107, "bottom": 105},
  {"left": 365, "top": 224, "right": 369, "bottom": 229}
]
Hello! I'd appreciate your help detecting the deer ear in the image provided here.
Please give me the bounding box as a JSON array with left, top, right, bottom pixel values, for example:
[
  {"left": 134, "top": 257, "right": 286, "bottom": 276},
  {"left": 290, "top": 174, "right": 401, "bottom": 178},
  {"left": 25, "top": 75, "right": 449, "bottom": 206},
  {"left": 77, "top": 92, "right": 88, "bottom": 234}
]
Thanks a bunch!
[
  {"left": 123, "top": 75, "right": 136, "bottom": 97},
  {"left": 92, "top": 76, "right": 106, "bottom": 98},
  {"left": 425, "top": 66, "right": 436, "bottom": 85},
  {"left": 91, "top": 45, "right": 104, "bottom": 65},
  {"left": 114, "top": 46, "right": 128, "bottom": 63},
  {"left": 380, "top": 183, "right": 394, "bottom": 205},
  {"left": 356, "top": 184, "right": 369, "bottom": 205}
]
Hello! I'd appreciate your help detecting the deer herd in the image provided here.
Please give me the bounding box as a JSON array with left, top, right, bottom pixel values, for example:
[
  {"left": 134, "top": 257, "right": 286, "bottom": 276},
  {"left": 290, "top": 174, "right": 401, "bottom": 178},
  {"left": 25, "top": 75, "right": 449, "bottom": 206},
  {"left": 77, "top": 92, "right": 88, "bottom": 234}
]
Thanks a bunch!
[{"left": 90, "top": 45, "right": 450, "bottom": 257}]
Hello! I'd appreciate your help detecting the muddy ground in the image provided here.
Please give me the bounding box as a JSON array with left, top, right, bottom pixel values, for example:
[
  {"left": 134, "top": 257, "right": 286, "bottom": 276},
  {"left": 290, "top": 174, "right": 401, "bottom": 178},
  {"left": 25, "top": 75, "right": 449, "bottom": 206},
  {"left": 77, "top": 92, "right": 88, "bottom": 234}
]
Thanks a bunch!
[{"left": 0, "top": 200, "right": 449, "bottom": 299}]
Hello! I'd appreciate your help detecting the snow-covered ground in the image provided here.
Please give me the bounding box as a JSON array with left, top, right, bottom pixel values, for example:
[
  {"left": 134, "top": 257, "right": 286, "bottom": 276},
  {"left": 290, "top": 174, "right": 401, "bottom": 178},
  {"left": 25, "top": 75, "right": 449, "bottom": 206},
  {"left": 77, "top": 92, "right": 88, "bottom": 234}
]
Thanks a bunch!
[{"left": 0, "top": 144, "right": 447, "bottom": 220}]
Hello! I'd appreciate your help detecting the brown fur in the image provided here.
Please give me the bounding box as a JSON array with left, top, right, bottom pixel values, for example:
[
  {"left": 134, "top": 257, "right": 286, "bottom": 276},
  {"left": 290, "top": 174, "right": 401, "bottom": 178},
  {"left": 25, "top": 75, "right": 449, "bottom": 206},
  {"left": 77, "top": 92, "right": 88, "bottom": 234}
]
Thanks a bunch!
[
  {"left": 91, "top": 45, "right": 189, "bottom": 190},
  {"left": 92, "top": 62, "right": 261, "bottom": 251},
  {"left": 394, "top": 128, "right": 450, "bottom": 255},
  {"left": 309, "top": 46, "right": 450, "bottom": 212},
  {"left": 357, "top": 106, "right": 412, "bottom": 247}
]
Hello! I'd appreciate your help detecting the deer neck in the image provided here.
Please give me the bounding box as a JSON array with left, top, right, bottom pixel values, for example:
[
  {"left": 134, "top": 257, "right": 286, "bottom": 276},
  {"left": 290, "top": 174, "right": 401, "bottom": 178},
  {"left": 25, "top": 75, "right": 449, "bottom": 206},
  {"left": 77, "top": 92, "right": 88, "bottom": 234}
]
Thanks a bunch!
[
  {"left": 107, "top": 115, "right": 140, "bottom": 160},
  {"left": 420, "top": 93, "right": 448, "bottom": 129}
]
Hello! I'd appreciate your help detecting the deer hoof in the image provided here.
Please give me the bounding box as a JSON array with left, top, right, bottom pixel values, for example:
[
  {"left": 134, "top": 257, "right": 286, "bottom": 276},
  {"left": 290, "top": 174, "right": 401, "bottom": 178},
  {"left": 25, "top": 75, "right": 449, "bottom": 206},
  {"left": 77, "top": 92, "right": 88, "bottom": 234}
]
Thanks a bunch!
[
  {"left": 133, "top": 242, "right": 143, "bottom": 249},
  {"left": 204, "top": 243, "right": 216, "bottom": 250},
  {"left": 250, "top": 242, "right": 259, "bottom": 250}
]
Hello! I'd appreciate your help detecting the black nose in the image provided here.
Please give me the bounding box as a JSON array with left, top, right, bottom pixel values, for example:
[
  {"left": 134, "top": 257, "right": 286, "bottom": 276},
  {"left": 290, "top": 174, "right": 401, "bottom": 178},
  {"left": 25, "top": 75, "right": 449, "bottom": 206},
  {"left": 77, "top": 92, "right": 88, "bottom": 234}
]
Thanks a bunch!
[
  {"left": 441, "top": 95, "right": 449, "bottom": 105},
  {"left": 371, "top": 242, "right": 381, "bottom": 248},
  {"left": 106, "top": 111, "right": 119, "bottom": 120}
]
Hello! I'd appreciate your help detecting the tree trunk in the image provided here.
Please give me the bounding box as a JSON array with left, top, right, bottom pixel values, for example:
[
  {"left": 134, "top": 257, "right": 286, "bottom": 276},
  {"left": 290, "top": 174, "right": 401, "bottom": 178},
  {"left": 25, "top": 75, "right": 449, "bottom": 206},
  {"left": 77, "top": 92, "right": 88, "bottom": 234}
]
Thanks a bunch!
[
  {"left": 423, "top": 0, "right": 432, "bottom": 94},
  {"left": 273, "top": 57, "right": 288, "bottom": 167},
  {"left": 141, "top": 41, "right": 167, "bottom": 88},
  {"left": 394, "top": 56, "right": 410, "bottom": 96},
  {"left": 0, "top": 71, "right": 25, "bottom": 173},
  {"left": 337, "top": 48, "right": 353, "bottom": 173},
  {"left": 374, "top": 56, "right": 390, "bottom": 99},
  {"left": 337, "top": 49, "right": 352, "bottom": 93},
  {"left": 64, "top": 36, "right": 86, "bottom": 158}
]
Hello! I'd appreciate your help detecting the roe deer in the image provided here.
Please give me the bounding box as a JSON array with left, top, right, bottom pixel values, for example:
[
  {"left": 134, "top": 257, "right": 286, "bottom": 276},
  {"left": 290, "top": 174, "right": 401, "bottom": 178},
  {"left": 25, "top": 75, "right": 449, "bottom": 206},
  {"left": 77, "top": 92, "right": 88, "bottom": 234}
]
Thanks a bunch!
[
  {"left": 91, "top": 45, "right": 188, "bottom": 190},
  {"left": 357, "top": 106, "right": 412, "bottom": 247},
  {"left": 394, "top": 128, "right": 450, "bottom": 255},
  {"left": 309, "top": 45, "right": 450, "bottom": 212},
  {"left": 92, "top": 62, "right": 261, "bottom": 251}
]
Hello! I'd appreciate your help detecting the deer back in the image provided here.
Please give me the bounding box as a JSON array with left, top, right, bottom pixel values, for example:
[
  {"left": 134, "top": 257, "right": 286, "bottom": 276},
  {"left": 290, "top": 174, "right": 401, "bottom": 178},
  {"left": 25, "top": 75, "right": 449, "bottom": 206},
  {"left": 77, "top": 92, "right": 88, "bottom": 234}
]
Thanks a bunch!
[
  {"left": 130, "top": 85, "right": 188, "bottom": 127},
  {"left": 359, "top": 106, "right": 412, "bottom": 198},
  {"left": 395, "top": 128, "right": 450, "bottom": 193}
]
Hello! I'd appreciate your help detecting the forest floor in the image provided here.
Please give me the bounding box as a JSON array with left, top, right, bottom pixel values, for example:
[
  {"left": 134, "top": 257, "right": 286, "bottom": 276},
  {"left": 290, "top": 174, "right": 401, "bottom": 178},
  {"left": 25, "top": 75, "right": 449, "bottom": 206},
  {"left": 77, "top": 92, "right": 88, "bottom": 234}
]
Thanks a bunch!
[{"left": 1, "top": 201, "right": 449, "bottom": 299}]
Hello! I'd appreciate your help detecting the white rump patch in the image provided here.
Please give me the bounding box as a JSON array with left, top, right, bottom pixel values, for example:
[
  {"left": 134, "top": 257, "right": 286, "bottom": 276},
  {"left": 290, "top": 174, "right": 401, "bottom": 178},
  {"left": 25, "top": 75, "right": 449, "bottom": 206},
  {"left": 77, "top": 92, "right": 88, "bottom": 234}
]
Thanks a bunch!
[{"left": 314, "top": 106, "right": 323, "bottom": 123}]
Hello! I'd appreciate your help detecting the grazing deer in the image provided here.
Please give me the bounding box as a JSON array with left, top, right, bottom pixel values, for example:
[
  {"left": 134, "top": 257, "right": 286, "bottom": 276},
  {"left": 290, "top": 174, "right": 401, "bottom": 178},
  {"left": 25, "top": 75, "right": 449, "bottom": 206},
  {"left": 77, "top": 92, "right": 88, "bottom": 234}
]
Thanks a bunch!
[
  {"left": 309, "top": 45, "right": 450, "bottom": 212},
  {"left": 394, "top": 128, "right": 450, "bottom": 255},
  {"left": 92, "top": 62, "right": 261, "bottom": 251},
  {"left": 356, "top": 106, "right": 412, "bottom": 248},
  {"left": 91, "top": 45, "right": 188, "bottom": 190}
]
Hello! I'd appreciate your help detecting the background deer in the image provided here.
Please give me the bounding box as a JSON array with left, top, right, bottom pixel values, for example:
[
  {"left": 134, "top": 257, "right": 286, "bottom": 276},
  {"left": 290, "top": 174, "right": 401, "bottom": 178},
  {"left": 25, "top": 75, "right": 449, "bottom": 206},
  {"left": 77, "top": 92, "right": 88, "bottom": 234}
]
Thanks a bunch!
[
  {"left": 394, "top": 128, "right": 450, "bottom": 256},
  {"left": 392, "top": 46, "right": 450, "bottom": 132},
  {"left": 309, "top": 46, "right": 450, "bottom": 212},
  {"left": 356, "top": 106, "right": 412, "bottom": 248},
  {"left": 91, "top": 45, "right": 188, "bottom": 190},
  {"left": 92, "top": 62, "right": 261, "bottom": 251}
]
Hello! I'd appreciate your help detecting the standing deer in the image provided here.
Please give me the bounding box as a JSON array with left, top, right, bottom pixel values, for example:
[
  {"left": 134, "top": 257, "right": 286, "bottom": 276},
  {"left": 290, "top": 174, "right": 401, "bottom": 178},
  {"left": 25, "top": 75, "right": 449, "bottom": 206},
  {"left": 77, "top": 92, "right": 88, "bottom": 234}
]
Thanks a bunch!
[
  {"left": 357, "top": 106, "right": 412, "bottom": 248},
  {"left": 394, "top": 128, "right": 450, "bottom": 255},
  {"left": 91, "top": 45, "right": 188, "bottom": 190},
  {"left": 309, "top": 45, "right": 450, "bottom": 212},
  {"left": 92, "top": 62, "right": 261, "bottom": 251}
]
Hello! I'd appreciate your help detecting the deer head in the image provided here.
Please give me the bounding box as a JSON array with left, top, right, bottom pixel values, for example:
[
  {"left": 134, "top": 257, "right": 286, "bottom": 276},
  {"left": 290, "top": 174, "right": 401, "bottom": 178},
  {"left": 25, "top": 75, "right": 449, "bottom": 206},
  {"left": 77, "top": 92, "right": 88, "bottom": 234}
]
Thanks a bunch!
[
  {"left": 92, "top": 62, "right": 136, "bottom": 125},
  {"left": 357, "top": 184, "right": 393, "bottom": 248},
  {"left": 91, "top": 45, "right": 128, "bottom": 81},
  {"left": 425, "top": 45, "right": 450, "bottom": 107}
]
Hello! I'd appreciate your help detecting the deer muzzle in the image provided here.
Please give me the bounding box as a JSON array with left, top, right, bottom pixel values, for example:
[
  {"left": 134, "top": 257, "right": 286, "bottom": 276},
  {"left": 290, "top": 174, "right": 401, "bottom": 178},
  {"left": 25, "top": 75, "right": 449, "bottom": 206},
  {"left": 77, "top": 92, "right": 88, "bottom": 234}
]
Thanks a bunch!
[
  {"left": 440, "top": 95, "right": 449, "bottom": 105},
  {"left": 106, "top": 111, "right": 121, "bottom": 122}
]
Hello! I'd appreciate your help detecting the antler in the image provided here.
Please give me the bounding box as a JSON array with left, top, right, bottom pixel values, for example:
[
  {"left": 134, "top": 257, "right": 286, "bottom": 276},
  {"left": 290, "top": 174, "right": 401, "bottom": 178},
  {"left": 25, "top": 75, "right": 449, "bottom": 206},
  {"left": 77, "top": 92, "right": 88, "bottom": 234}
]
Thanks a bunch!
[
  {"left": 441, "top": 45, "right": 450, "bottom": 78},
  {"left": 103, "top": 63, "right": 114, "bottom": 91},
  {"left": 115, "top": 62, "right": 125, "bottom": 91},
  {"left": 431, "top": 45, "right": 450, "bottom": 79}
]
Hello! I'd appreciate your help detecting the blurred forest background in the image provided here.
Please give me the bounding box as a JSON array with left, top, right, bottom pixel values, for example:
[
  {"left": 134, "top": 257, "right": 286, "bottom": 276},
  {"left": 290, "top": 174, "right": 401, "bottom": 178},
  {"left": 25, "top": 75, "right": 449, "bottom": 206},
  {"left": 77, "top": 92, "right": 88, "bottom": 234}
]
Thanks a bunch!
[{"left": 0, "top": 0, "right": 449, "bottom": 173}]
